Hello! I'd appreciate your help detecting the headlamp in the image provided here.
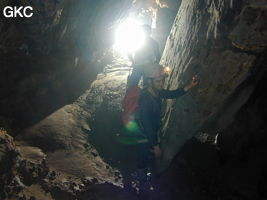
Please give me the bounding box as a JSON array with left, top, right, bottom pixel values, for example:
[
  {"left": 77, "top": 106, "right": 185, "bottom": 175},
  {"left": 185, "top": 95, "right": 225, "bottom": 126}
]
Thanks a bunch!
[{"left": 163, "top": 66, "right": 170, "bottom": 74}]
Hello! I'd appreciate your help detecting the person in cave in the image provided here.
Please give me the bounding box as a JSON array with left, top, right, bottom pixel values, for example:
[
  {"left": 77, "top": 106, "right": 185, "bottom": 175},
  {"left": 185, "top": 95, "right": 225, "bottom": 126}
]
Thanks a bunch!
[
  {"left": 127, "top": 24, "right": 161, "bottom": 88},
  {"left": 136, "top": 65, "right": 199, "bottom": 197}
]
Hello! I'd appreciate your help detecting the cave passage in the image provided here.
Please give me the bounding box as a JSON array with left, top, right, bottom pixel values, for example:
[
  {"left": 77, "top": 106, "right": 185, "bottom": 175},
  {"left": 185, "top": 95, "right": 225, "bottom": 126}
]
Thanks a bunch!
[{"left": 0, "top": 0, "right": 267, "bottom": 200}]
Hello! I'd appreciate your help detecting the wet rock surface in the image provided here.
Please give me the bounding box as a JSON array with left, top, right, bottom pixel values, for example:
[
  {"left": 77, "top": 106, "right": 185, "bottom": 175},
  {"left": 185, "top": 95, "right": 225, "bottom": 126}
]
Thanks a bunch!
[
  {"left": 0, "top": 0, "right": 267, "bottom": 199},
  {"left": 160, "top": 0, "right": 267, "bottom": 169},
  {"left": 158, "top": 0, "right": 267, "bottom": 199}
]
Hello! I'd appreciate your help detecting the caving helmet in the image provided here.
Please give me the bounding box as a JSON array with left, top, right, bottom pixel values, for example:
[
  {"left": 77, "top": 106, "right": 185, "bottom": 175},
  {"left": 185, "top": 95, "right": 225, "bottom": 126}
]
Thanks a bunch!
[{"left": 144, "top": 64, "right": 169, "bottom": 80}]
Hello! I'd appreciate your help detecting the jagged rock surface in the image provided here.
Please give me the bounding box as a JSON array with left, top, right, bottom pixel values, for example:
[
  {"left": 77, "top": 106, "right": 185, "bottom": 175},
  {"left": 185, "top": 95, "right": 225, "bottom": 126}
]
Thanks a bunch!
[
  {"left": 0, "top": 57, "right": 139, "bottom": 200},
  {"left": 1, "top": 126, "right": 138, "bottom": 200}
]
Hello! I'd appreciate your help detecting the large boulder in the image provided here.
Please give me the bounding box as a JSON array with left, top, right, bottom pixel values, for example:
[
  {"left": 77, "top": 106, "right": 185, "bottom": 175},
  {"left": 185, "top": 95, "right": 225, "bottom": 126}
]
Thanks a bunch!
[{"left": 159, "top": 0, "right": 267, "bottom": 169}]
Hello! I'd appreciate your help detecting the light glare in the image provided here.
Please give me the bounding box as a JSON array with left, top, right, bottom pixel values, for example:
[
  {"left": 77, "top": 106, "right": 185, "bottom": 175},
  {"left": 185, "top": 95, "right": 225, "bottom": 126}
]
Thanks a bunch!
[{"left": 114, "top": 19, "right": 145, "bottom": 55}]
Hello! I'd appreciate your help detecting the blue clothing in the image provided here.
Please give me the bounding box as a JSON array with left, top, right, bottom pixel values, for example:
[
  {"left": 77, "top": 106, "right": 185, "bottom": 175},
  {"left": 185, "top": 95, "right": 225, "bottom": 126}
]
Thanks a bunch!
[
  {"left": 123, "top": 87, "right": 187, "bottom": 193},
  {"left": 138, "top": 88, "right": 187, "bottom": 147}
]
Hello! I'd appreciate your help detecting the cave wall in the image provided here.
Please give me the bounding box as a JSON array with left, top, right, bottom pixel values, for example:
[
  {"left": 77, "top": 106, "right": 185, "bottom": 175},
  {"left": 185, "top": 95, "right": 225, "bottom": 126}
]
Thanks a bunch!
[
  {"left": 154, "top": 0, "right": 182, "bottom": 53},
  {"left": 0, "top": 0, "right": 133, "bottom": 128},
  {"left": 160, "top": 0, "right": 267, "bottom": 168},
  {"left": 128, "top": 0, "right": 181, "bottom": 53}
]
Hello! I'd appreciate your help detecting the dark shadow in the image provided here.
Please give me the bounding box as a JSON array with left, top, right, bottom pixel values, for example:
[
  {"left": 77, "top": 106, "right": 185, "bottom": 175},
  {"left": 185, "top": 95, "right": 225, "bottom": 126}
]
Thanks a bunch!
[
  {"left": 88, "top": 98, "right": 139, "bottom": 177},
  {"left": 0, "top": 51, "right": 104, "bottom": 131}
]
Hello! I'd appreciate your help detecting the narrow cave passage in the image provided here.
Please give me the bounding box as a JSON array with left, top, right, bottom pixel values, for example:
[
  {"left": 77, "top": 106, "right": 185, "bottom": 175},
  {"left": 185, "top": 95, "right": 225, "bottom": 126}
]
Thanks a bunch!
[{"left": 1, "top": 0, "right": 267, "bottom": 200}]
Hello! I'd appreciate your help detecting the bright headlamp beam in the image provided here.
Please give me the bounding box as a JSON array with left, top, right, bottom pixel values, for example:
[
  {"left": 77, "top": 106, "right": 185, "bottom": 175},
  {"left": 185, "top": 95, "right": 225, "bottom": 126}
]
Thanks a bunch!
[{"left": 114, "top": 19, "right": 145, "bottom": 54}]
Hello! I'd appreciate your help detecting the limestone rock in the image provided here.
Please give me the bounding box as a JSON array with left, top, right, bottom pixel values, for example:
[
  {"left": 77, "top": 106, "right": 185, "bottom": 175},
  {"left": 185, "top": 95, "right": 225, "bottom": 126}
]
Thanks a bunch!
[{"left": 160, "top": 0, "right": 267, "bottom": 169}]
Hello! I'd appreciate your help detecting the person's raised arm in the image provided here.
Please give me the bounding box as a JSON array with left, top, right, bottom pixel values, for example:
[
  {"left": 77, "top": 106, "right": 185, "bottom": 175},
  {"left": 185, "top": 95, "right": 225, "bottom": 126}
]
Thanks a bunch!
[{"left": 159, "top": 75, "right": 199, "bottom": 99}]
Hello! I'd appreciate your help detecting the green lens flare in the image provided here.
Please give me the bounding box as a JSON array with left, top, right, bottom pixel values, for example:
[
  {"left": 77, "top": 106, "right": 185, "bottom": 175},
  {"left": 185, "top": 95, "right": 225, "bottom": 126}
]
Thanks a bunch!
[
  {"left": 126, "top": 120, "right": 139, "bottom": 133},
  {"left": 116, "top": 120, "right": 148, "bottom": 145}
]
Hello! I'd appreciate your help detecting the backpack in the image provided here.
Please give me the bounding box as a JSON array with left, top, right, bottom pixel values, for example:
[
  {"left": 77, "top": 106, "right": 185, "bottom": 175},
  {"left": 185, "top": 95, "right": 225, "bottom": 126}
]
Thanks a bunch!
[
  {"left": 118, "top": 85, "right": 150, "bottom": 145},
  {"left": 121, "top": 63, "right": 162, "bottom": 124},
  {"left": 119, "top": 85, "right": 149, "bottom": 145},
  {"left": 122, "top": 85, "right": 141, "bottom": 126}
]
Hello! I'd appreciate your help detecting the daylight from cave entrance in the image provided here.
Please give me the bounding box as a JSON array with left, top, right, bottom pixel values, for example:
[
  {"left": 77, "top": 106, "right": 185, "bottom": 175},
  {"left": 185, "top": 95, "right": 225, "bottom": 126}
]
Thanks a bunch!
[{"left": 0, "top": 0, "right": 267, "bottom": 200}]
